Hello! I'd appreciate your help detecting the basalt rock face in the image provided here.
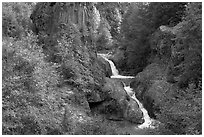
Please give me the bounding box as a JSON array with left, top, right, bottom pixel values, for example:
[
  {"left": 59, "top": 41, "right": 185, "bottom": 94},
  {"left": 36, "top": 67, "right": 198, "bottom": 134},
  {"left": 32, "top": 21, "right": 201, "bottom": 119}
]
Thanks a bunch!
[
  {"left": 96, "top": 56, "right": 112, "bottom": 78},
  {"left": 94, "top": 77, "right": 144, "bottom": 124},
  {"left": 30, "top": 2, "right": 118, "bottom": 133},
  {"left": 30, "top": 2, "right": 111, "bottom": 104}
]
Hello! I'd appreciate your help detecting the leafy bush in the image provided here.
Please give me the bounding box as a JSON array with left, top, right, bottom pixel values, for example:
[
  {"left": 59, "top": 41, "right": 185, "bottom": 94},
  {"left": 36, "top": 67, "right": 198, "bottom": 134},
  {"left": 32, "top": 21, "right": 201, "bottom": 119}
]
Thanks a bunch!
[
  {"left": 167, "top": 2, "right": 202, "bottom": 88},
  {"left": 71, "top": 116, "right": 118, "bottom": 135},
  {"left": 147, "top": 2, "right": 187, "bottom": 28},
  {"left": 146, "top": 5, "right": 202, "bottom": 134},
  {"left": 118, "top": 2, "right": 187, "bottom": 74},
  {"left": 119, "top": 3, "right": 152, "bottom": 73},
  {"left": 2, "top": 34, "right": 64, "bottom": 135},
  {"left": 96, "top": 18, "right": 113, "bottom": 51},
  {"left": 156, "top": 85, "right": 202, "bottom": 134},
  {"left": 2, "top": 2, "right": 35, "bottom": 38},
  {"left": 131, "top": 60, "right": 201, "bottom": 134},
  {"left": 96, "top": 2, "right": 122, "bottom": 40}
]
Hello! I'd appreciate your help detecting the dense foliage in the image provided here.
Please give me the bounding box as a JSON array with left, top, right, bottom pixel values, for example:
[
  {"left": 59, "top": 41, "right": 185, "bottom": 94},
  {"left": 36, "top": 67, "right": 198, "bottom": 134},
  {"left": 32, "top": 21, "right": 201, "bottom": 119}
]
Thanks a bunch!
[
  {"left": 147, "top": 2, "right": 187, "bottom": 28},
  {"left": 2, "top": 2, "right": 35, "bottom": 38},
  {"left": 95, "top": 2, "right": 131, "bottom": 51},
  {"left": 167, "top": 2, "right": 202, "bottom": 88},
  {"left": 120, "top": 3, "right": 152, "bottom": 73},
  {"left": 2, "top": 2, "right": 114, "bottom": 135},
  {"left": 2, "top": 34, "right": 63, "bottom": 134},
  {"left": 2, "top": 2, "right": 202, "bottom": 135},
  {"left": 118, "top": 2, "right": 187, "bottom": 74},
  {"left": 127, "top": 2, "right": 202, "bottom": 135},
  {"left": 157, "top": 2, "right": 202, "bottom": 134}
]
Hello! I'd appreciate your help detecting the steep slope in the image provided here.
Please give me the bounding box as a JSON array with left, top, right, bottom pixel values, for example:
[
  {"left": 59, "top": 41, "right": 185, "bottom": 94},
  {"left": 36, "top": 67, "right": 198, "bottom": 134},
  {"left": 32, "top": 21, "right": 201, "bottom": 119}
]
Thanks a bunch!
[{"left": 130, "top": 19, "right": 202, "bottom": 134}]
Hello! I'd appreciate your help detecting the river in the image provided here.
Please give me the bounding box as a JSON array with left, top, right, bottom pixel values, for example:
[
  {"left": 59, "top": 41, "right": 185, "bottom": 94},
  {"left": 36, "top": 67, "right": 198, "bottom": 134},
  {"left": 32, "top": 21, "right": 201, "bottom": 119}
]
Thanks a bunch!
[{"left": 98, "top": 53, "right": 157, "bottom": 129}]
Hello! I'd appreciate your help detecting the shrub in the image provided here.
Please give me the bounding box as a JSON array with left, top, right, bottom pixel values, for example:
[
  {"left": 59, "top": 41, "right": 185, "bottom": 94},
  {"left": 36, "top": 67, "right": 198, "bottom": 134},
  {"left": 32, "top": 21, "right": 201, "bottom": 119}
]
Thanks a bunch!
[
  {"left": 2, "top": 2, "right": 35, "bottom": 39},
  {"left": 73, "top": 118, "right": 118, "bottom": 135},
  {"left": 156, "top": 86, "right": 202, "bottom": 134},
  {"left": 96, "top": 18, "right": 113, "bottom": 51},
  {"left": 2, "top": 33, "right": 63, "bottom": 135},
  {"left": 119, "top": 3, "right": 153, "bottom": 73},
  {"left": 167, "top": 2, "right": 202, "bottom": 88},
  {"left": 119, "top": 2, "right": 187, "bottom": 74}
]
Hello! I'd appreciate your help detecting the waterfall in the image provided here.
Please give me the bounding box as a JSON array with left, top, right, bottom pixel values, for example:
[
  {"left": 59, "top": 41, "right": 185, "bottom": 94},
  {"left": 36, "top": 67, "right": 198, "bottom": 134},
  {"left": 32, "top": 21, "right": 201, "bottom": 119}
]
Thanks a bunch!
[
  {"left": 124, "top": 86, "right": 155, "bottom": 129},
  {"left": 98, "top": 53, "right": 119, "bottom": 76},
  {"left": 98, "top": 54, "right": 134, "bottom": 79},
  {"left": 98, "top": 53, "right": 156, "bottom": 129}
]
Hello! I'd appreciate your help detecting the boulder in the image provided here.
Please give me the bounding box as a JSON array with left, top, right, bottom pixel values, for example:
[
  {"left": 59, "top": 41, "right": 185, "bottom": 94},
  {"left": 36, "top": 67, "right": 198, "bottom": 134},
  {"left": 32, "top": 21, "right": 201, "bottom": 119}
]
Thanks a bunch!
[
  {"left": 125, "top": 99, "right": 144, "bottom": 124},
  {"left": 130, "top": 63, "right": 166, "bottom": 118},
  {"left": 95, "top": 77, "right": 144, "bottom": 123},
  {"left": 85, "top": 55, "right": 112, "bottom": 103},
  {"left": 85, "top": 89, "right": 103, "bottom": 103},
  {"left": 96, "top": 55, "right": 112, "bottom": 77},
  {"left": 102, "top": 77, "right": 127, "bottom": 100}
]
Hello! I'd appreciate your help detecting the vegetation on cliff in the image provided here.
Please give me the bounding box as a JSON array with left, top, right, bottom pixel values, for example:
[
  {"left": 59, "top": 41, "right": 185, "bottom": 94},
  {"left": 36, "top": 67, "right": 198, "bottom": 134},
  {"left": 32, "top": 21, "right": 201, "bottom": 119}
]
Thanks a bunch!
[
  {"left": 2, "top": 2, "right": 202, "bottom": 135},
  {"left": 128, "top": 2, "right": 202, "bottom": 135},
  {"left": 2, "top": 2, "right": 115, "bottom": 135}
]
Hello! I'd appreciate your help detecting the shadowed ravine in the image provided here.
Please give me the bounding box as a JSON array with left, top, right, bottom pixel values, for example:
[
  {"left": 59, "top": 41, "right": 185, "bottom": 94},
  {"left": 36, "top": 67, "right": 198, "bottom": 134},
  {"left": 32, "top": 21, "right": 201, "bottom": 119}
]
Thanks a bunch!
[{"left": 98, "top": 53, "right": 158, "bottom": 129}]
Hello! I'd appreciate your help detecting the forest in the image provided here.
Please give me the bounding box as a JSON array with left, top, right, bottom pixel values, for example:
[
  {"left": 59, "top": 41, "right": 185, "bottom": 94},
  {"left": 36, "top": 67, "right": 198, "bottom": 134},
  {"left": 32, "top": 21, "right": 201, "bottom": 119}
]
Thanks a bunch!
[{"left": 2, "top": 2, "right": 202, "bottom": 135}]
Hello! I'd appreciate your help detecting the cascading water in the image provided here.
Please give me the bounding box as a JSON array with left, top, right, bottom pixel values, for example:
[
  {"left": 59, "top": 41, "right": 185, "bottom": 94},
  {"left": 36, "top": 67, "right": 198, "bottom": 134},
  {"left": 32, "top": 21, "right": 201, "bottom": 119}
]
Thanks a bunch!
[
  {"left": 99, "top": 54, "right": 134, "bottom": 79},
  {"left": 100, "top": 54, "right": 119, "bottom": 76},
  {"left": 98, "top": 53, "right": 156, "bottom": 129},
  {"left": 124, "top": 86, "right": 156, "bottom": 129}
]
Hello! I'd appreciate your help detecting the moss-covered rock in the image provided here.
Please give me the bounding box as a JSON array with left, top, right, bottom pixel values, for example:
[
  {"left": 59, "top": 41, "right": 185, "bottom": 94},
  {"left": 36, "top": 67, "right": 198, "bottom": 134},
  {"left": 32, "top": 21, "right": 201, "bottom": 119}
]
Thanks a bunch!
[
  {"left": 130, "top": 63, "right": 166, "bottom": 118},
  {"left": 30, "top": 2, "right": 109, "bottom": 105},
  {"left": 125, "top": 99, "right": 144, "bottom": 124},
  {"left": 96, "top": 55, "right": 112, "bottom": 77},
  {"left": 96, "top": 77, "right": 144, "bottom": 123}
]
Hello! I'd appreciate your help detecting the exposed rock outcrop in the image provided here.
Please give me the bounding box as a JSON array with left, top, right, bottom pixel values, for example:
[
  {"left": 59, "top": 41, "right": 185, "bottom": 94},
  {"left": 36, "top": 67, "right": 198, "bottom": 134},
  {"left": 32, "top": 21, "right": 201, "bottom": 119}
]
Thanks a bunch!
[
  {"left": 30, "top": 3, "right": 145, "bottom": 134},
  {"left": 93, "top": 77, "right": 144, "bottom": 124},
  {"left": 29, "top": 3, "right": 117, "bottom": 134},
  {"left": 96, "top": 55, "right": 112, "bottom": 78},
  {"left": 30, "top": 3, "right": 116, "bottom": 104}
]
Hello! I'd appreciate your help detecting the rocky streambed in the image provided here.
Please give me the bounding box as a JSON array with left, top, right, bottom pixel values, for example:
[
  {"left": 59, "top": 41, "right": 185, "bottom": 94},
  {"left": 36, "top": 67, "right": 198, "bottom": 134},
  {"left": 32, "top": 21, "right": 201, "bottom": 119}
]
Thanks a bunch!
[
  {"left": 62, "top": 53, "right": 172, "bottom": 135},
  {"left": 96, "top": 54, "right": 161, "bottom": 129}
]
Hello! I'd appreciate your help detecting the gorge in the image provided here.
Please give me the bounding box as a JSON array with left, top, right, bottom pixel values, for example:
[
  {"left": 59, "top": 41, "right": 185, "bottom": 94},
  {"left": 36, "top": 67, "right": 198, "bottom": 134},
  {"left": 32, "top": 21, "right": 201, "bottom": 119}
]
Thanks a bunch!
[
  {"left": 2, "top": 2, "right": 201, "bottom": 135},
  {"left": 98, "top": 53, "right": 158, "bottom": 129}
]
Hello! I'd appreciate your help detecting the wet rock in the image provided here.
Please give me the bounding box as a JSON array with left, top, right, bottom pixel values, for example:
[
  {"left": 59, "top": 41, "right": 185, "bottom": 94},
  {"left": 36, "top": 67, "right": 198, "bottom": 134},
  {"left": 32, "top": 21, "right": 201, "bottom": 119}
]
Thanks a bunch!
[
  {"left": 125, "top": 99, "right": 144, "bottom": 124},
  {"left": 97, "top": 55, "right": 112, "bottom": 77},
  {"left": 102, "top": 77, "right": 127, "bottom": 99}
]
